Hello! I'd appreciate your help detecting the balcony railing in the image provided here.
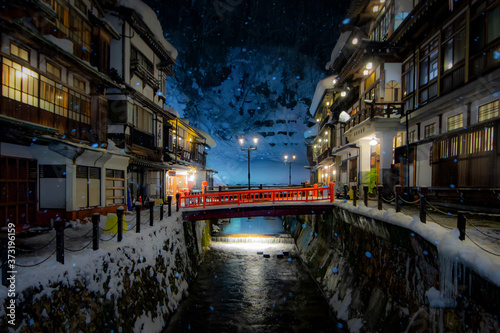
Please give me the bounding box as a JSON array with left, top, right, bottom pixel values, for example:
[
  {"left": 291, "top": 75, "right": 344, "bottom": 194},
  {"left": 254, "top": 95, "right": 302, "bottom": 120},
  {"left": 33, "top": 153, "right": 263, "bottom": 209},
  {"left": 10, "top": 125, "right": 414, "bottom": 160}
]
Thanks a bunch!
[
  {"left": 130, "top": 59, "right": 160, "bottom": 90},
  {"left": 344, "top": 102, "right": 403, "bottom": 132}
]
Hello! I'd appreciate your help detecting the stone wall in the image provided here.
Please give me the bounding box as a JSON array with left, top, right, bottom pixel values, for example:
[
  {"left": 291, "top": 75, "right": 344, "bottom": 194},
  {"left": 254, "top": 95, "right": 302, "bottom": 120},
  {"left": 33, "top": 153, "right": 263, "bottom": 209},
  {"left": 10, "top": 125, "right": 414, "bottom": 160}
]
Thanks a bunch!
[
  {"left": 286, "top": 207, "right": 500, "bottom": 332},
  {"left": 0, "top": 214, "right": 208, "bottom": 333}
]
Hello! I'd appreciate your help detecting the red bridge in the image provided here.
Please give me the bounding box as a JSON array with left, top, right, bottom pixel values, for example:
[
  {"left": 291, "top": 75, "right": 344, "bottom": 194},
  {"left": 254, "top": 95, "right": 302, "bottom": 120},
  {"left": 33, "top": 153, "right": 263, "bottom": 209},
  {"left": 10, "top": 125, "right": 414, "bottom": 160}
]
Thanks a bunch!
[{"left": 180, "top": 184, "right": 335, "bottom": 221}]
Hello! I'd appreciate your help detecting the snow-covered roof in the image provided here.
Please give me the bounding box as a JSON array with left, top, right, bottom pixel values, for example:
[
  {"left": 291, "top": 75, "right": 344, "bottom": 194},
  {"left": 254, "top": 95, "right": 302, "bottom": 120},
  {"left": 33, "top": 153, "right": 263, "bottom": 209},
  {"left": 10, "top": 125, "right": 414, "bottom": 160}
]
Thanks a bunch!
[
  {"left": 309, "top": 75, "right": 337, "bottom": 116},
  {"left": 117, "top": 0, "right": 178, "bottom": 60},
  {"left": 191, "top": 127, "right": 217, "bottom": 148},
  {"left": 325, "top": 31, "right": 351, "bottom": 70}
]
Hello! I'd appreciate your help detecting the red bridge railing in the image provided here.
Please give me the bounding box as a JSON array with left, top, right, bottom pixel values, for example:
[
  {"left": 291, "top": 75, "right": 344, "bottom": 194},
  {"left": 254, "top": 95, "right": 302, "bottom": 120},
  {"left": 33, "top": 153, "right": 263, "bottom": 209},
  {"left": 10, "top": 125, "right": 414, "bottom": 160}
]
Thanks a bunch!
[{"left": 180, "top": 183, "right": 335, "bottom": 209}]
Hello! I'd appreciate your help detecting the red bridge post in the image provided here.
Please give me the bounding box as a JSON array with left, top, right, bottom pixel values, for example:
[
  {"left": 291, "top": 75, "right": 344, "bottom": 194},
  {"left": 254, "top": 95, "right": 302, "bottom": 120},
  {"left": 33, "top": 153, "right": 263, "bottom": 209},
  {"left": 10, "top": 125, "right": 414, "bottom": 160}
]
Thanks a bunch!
[{"left": 329, "top": 182, "right": 335, "bottom": 203}]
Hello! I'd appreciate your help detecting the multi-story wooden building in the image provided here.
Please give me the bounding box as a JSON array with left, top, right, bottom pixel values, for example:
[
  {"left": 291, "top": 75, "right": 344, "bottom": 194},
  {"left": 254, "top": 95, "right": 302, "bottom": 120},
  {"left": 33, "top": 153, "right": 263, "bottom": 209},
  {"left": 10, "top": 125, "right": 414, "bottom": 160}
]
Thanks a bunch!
[
  {"left": 0, "top": 0, "right": 213, "bottom": 230},
  {"left": 103, "top": 0, "right": 211, "bottom": 203},
  {"left": 0, "top": 0, "right": 129, "bottom": 229},
  {"left": 309, "top": 0, "right": 500, "bottom": 198}
]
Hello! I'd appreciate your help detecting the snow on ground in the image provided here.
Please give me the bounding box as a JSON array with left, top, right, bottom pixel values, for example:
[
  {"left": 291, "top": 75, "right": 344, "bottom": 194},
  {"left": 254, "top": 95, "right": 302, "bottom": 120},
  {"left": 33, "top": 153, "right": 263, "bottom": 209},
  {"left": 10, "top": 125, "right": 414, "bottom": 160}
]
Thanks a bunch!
[
  {"left": 335, "top": 201, "right": 500, "bottom": 287},
  {"left": 0, "top": 211, "right": 190, "bottom": 322}
]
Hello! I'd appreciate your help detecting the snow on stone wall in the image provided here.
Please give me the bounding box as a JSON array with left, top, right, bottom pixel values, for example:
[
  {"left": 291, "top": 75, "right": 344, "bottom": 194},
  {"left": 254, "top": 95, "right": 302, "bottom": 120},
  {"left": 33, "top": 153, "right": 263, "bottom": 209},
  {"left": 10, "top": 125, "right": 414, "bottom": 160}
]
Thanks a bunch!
[
  {"left": 289, "top": 208, "right": 500, "bottom": 332},
  {"left": 0, "top": 213, "right": 203, "bottom": 332}
]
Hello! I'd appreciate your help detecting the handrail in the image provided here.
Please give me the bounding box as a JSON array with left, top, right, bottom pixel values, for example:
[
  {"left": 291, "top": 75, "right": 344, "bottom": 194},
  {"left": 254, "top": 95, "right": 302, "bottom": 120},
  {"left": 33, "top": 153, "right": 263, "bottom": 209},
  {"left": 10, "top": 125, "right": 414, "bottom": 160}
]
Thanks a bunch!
[{"left": 180, "top": 184, "right": 335, "bottom": 209}]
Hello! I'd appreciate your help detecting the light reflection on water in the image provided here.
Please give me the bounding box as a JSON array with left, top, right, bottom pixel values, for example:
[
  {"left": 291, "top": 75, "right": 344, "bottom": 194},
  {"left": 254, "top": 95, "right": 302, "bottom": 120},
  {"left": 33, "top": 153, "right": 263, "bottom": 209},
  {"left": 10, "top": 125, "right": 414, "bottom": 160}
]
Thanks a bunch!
[{"left": 165, "top": 218, "right": 346, "bottom": 332}]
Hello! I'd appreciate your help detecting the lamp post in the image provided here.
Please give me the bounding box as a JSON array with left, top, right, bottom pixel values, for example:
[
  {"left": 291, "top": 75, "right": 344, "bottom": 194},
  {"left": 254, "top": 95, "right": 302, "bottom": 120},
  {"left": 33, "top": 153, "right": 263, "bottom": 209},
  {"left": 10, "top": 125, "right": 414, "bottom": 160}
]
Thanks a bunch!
[
  {"left": 239, "top": 136, "right": 258, "bottom": 190},
  {"left": 284, "top": 154, "right": 296, "bottom": 186}
]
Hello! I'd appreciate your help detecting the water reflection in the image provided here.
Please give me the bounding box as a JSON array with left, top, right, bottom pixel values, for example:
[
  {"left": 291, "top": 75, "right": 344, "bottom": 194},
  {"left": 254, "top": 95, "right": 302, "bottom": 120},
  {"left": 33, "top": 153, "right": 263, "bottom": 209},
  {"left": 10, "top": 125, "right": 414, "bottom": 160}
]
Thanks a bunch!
[{"left": 165, "top": 217, "right": 346, "bottom": 332}]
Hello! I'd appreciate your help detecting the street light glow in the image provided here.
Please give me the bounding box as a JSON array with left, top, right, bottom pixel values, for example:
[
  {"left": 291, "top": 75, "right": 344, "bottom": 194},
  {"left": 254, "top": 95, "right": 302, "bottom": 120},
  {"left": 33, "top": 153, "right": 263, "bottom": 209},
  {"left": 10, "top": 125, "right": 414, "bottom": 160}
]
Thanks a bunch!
[
  {"left": 253, "top": 136, "right": 259, "bottom": 145},
  {"left": 238, "top": 137, "right": 245, "bottom": 146},
  {"left": 352, "top": 37, "right": 358, "bottom": 45}
]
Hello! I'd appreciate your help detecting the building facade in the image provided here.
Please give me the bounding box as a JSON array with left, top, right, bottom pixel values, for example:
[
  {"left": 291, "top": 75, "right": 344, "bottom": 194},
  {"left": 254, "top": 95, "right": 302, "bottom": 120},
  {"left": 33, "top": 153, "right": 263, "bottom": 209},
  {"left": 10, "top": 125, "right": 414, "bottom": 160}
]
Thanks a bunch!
[
  {"left": 0, "top": 0, "right": 213, "bottom": 230},
  {"left": 0, "top": 0, "right": 130, "bottom": 229},
  {"left": 309, "top": 0, "right": 500, "bottom": 198}
]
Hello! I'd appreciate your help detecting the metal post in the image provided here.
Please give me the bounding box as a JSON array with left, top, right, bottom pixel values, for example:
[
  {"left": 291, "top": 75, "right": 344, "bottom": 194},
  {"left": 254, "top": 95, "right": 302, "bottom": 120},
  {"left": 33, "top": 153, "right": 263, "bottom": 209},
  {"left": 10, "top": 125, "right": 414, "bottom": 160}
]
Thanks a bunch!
[
  {"left": 117, "top": 206, "right": 124, "bottom": 242},
  {"left": 135, "top": 202, "right": 141, "bottom": 233},
  {"left": 56, "top": 220, "right": 64, "bottom": 264},
  {"left": 377, "top": 185, "right": 383, "bottom": 210},
  {"left": 160, "top": 203, "right": 164, "bottom": 221},
  {"left": 419, "top": 187, "right": 428, "bottom": 223},
  {"left": 395, "top": 185, "right": 402, "bottom": 213},
  {"left": 289, "top": 162, "right": 292, "bottom": 186},
  {"left": 458, "top": 212, "right": 466, "bottom": 241},
  {"left": 363, "top": 185, "right": 368, "bottom": 206},
  {"left": 1, "top": 240, "right": 7, "bottom": 286},
  {"left": 92, "top": 213, "right": 99, "bottom": 251},
  {"left": 344, "top": 185, "right": 349, "bottom": 200},
  {"left": 353, "top": 185, "right": 357, "bottom": 206},
  {"left": 248, "top": 149, "right": 251, "bottom": 190},
  {"left": 167, "top": 195, "right": 172, "bottom": 217},
  {"left": 149, "top": 200, "right": 154, "bottom": 227},
  {"left": 176, "top": 193, "right": 180, "bottom": 212}
]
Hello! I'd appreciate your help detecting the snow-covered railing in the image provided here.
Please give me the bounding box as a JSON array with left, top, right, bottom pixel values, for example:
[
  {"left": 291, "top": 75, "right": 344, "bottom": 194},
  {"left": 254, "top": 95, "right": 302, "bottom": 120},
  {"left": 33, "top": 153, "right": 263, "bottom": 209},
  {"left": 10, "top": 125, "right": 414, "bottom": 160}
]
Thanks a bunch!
[{"left": 180, "top": 184, "right": 335, "bottom": 209}]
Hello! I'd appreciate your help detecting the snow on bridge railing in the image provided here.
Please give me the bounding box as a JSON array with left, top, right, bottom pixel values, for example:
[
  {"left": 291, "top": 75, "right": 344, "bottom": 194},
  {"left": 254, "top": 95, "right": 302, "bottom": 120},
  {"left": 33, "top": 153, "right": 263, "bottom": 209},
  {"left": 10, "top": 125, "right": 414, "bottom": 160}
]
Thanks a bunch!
[{"left": 180, "top": 183, "right": 335, "bottom": 209}]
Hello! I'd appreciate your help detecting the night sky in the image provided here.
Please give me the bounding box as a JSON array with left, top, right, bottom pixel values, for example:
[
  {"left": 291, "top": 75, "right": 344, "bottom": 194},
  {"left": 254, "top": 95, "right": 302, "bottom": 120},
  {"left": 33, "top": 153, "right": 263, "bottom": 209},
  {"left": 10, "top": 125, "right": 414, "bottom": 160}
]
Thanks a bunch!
[{"left": 145, "top": 0, "right": 352, "bottom": 185}]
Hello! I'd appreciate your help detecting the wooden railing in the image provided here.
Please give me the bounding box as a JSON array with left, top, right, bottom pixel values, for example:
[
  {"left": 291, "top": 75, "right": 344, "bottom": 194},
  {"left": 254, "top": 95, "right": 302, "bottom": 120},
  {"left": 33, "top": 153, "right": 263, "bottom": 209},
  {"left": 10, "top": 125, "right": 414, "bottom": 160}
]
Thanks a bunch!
[
  {"left": 180, "top": 184, "right": 335, "bottom": 209},
  {"left": 344, "top": 102, "right": 403, "bottom": 132}
]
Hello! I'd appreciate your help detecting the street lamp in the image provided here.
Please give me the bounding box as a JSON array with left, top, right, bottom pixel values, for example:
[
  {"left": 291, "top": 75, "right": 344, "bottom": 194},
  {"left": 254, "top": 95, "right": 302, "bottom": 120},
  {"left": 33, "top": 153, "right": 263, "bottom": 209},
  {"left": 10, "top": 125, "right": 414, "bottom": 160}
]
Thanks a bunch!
[
  {"left": 284, "top": 154, "right": 296, "bottom": 186},
  {"left": 239, "top": 136, "right": 258, "bottom": 190}
]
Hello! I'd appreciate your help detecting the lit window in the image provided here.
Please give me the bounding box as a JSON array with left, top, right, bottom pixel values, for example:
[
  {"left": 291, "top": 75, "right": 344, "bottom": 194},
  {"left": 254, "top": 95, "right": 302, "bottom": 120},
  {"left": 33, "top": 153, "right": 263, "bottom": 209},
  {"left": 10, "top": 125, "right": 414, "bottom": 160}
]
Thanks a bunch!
[
  {"left": 10, "top": 43, "right": 29, "bottom": 62},
  {"left": 447, "top": 114, "right": 463, "bottom": 131},
  {"left": 46, "top": 62, "right": 61, "bottom": 79},
  {"left": 73, "top": 76, "right": 86, "bottom": 91},
  {"left": 424, "top": 123, "right": 436, "bottom": 138},
  {"left": 478, "top": 101, "right": 499, "bottom": 122},
  {"left": 2, "top": 58, "right": 39, "bottom": 107}
]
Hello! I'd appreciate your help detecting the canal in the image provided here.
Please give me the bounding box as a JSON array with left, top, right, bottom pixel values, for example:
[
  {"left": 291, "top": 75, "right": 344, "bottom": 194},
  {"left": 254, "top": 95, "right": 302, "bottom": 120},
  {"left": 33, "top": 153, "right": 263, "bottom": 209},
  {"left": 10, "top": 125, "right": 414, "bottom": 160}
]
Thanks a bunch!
[{"left": 165, "top": 216, "right": 346, "bottom": 332}]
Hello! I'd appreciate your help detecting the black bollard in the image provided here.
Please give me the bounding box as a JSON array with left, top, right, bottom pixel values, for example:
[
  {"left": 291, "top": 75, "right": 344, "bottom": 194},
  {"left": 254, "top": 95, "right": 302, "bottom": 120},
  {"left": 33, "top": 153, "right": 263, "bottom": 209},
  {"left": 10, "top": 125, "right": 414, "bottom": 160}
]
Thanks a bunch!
[
  {"left": 458, "top": 212, "right": 466, "bottom": 241},
  {"left": 56, "top": 220, "right": 64, "bottom": 264},
  {"left": 149, "top": 200, "right": 154, "bottom": 226},
  {"left": 92, "top": 213, "right": 99, "bottom": 250},
  {"left": 1, "top": 240, "right": 7, "bottom": 286},
  {"left": 135, "top": 202, "right": 141, "bottom": 233},
  {"left": 167, "top": 196, "right": 172, "bottom": 217},
  {"left": 353, "top": 185, "right": 357, "bottom": 207},
  {"left": 117, "top": 206, "right": 124, "bottom": 242},
  {"left": 377, "top": 185, "right": 383, "bottom": 210},
  {"left": 176, "top": 193, "right": 180, "bottom": 212},
  {"left": 160, "top": 203, "right": 164, "bottom": 221},
  {"left": 420, "top": 187, "right": 428, "bottom": 223},
  {"left": 363, "top": 185, "right": 369, "bottom": 206}
]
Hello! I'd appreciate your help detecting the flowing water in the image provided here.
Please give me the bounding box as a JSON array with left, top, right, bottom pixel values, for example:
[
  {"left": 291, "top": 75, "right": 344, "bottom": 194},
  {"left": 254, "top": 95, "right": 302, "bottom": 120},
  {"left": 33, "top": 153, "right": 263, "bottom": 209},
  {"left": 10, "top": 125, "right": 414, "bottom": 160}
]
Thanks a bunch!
[{"left": 165, "top": 217, "right": 345, "bottom": 332}]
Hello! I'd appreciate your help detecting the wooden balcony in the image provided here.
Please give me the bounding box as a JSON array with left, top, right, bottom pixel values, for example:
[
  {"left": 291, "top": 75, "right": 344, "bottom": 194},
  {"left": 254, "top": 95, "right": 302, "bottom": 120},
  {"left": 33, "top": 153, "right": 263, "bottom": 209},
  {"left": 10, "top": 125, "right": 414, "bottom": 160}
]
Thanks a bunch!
[
  {"left": 130, "top": 59, "right": 160, "bottom": 91},
  {"left": 344, "top": 102, "right": 403, "bottom": 132}
]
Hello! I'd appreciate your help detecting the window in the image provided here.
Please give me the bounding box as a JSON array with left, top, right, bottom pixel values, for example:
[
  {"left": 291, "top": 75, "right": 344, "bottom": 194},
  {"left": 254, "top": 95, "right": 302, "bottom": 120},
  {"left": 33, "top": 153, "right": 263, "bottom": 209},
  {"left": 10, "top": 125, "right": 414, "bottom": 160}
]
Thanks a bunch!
[
  {"left": 76, "top": 166, "right": 101, "bottom": 208},
  {"left": 131, "top": 47, "right": 154, "bottom": 74},
  {"left": 402, "top": 57, "right": 414, "bottom": 97},
  {"left": 70, "top": 14, "right": 91, "bottom": 61},
  {"left": 364, "top": 72, "right": 376, "bottom": 90},
  {"left": 2, "top": 58, "right": 39, "bottom": 107},
  {"left": 424, "top": 123, "right": 436, "bottom": 138},
  {"left": 46, "top": 61, "right": 61, "bottom": 79},
  {"left": 419, "top": 38, "right": 439, "bottom": 104},
  {"left": 10, "top": 43, "right": 29, "bottom": 62},
  {"left": 488, "top": 6, "right": 500, "bottom": 43},
  {"left": 105, "top": 169, "right": 125, "bottom": 206},
  {"left": 447, "top": 114, "right": 463, "bottom": 131},
  {"left": 385, "top": 81, "right": 401, "bottom": 102},
  {"left": 75, "top": 0, "right": 87, "bottom": 13},
  {"left": 478, "top": 101, "right": 499, "bottom": 122},
  {"left": 133, "top": 105, "right": 153, "bottom": 134},
  {"left": 409, "top": 130, "right": 415, "bottom": 143},
  {"left": 73, "top": 76, "right": 86, "bottom": 91},
  {"left": 40, "top": 75, "right": 90, "bottom": 123},
  {"left": 442, "top": 18, "right": 466, "bottom": 72}
]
